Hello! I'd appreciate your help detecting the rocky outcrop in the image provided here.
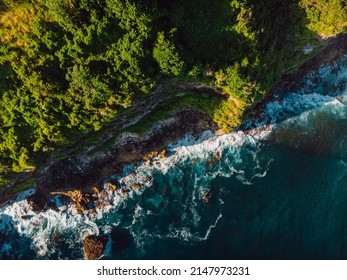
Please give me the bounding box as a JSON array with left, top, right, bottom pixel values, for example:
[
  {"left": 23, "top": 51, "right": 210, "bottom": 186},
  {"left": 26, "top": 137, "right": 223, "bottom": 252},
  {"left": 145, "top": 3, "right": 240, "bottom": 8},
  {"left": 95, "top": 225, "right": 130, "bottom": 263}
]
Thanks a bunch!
[
  {"left": 1, "top": 108, "right": 218, "bottom": 212},
  {"left": 51, "top": 190, "right": 92, "bottom": 214},
  {"left": 27, "top": 190, "right": 48, "bottom": 213},
  {"left": 143, "top": 149, "right": 168, "bottom": 165},
  {"left": 83, "top": 235, "right": 108, "bottom": 260},
  {"left": 104, "top": 181, "right": 117, "bottom": 191},
  {"left": 35, "top": 109, "right": 219, "bottom": 195}
]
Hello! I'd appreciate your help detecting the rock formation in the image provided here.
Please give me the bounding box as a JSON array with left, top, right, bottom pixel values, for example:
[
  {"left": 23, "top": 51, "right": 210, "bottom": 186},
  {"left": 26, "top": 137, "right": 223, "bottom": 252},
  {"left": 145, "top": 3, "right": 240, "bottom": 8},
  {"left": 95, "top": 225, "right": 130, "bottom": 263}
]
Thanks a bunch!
[{"left": 83, "top": 235, "right": 108, "bottom": 260}]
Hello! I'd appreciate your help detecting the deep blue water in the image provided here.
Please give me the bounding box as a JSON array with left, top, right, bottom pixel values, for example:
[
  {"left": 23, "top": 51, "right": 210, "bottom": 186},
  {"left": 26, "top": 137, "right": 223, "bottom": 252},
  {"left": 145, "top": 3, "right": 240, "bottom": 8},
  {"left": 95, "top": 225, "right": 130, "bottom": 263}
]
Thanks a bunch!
[{"left": 0, "top": 56, "right": 347, "bottom": 259}]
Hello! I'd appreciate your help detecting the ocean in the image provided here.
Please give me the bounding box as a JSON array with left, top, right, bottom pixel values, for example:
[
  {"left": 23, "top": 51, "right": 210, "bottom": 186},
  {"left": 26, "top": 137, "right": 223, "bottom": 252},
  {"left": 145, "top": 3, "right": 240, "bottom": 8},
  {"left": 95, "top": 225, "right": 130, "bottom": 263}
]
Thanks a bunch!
[{"left": 0, "top": 55, "right": 346, "bottom": 260}]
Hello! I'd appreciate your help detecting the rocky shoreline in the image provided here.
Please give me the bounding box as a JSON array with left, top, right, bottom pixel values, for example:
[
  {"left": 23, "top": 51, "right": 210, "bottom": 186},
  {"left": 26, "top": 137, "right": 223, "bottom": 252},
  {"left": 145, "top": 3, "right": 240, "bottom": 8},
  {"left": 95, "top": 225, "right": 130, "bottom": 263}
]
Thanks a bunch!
[
  {"left": 2, "top": 33, "right": 347, "bottom": 211},
  {"left": 1, "top": 32, "right": 347, "bottom": 260},
  {"left": 243, "top": 32, "right": 347, "bottom": 125},
  {"left": 26, "top": 108, "right": 219, "bottom": 212}
]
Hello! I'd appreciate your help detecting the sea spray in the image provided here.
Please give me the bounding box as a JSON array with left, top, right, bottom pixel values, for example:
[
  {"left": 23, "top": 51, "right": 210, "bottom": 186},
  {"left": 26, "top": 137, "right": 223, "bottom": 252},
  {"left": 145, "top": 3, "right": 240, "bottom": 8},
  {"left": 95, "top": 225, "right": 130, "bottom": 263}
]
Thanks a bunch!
[{"left": 0, "top": 189, "right": 99, "bottom": 258}]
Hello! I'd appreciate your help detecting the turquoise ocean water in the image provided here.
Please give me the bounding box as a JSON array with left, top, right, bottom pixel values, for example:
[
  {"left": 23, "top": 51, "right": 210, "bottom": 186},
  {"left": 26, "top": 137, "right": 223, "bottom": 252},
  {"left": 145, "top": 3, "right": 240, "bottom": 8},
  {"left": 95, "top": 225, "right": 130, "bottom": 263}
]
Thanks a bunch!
[{"left": 0, "top": 56, "right": 347, "bottom": 259}]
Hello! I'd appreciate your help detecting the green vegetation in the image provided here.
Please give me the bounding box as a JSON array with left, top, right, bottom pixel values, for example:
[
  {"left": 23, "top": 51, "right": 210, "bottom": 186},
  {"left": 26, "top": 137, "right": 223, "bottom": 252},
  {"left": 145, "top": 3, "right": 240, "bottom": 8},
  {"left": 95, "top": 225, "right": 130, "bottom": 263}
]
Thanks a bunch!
[
  {"left": 153, "top": 30, "right": 185, "bottom": 76},
  {"left": 300, "top": 0, "right": 347, "bottom": 36},
  {"left": 127, "top": 89, "right": 246, "bottom": 136},
  {"left": 0, "top": 0, "right": 346, "bottom": 184}
]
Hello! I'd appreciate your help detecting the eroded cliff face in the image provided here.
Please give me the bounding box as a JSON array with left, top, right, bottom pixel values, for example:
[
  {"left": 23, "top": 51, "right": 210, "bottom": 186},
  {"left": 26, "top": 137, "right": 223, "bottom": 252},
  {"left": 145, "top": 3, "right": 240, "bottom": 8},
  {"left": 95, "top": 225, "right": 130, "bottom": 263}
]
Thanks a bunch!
[{"left": 25, "top": 108, "right": 219, "bottom": 212}]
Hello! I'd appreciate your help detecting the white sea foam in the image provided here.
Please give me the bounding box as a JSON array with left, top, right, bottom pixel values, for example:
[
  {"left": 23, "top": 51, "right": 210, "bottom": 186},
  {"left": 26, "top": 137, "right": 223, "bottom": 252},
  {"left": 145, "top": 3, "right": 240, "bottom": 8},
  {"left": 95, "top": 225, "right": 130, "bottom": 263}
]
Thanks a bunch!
[
  {"left": 0, "top": 192, "right": 99, "bottom": 257},
  {"left": 0, "top": 126, "right": 274, "bottom": 257}
]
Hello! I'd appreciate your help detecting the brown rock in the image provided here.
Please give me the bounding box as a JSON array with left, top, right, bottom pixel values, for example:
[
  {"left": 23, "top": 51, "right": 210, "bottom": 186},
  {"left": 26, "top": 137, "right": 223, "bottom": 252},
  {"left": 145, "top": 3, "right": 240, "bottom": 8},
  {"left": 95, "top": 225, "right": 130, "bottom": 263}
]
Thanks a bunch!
[
  {"left": 105, "top": 182, "right": 117, "bottom": 191},
  {"left": 92, "top": 186, "right": 99, "bottom": 196},
  {"left": 130, "top": 183, "right": 141, "bottom": 190},
  {"left": 51, "top": 190, "right": 91, "bottom": 214},
  {"left": 206, "top": 151, "right": 221, "bottom": 166},
  {"left": 120, "top": 187, "right": 130, "bottom": 196},
  {"left": 202, "top": 192, "right": 211, "bottom": 203},
  {"left": 143, "top": 151, "right": 158, "bottom": 161},
  {"left": 83, "top": 235, "right": 108, "bottom": 260},
  {"left": 158, "top": 149, "right": 168, "bottom": 159},
  {"left": 215, "top": 129, "right": 226, "bottom": 136}
]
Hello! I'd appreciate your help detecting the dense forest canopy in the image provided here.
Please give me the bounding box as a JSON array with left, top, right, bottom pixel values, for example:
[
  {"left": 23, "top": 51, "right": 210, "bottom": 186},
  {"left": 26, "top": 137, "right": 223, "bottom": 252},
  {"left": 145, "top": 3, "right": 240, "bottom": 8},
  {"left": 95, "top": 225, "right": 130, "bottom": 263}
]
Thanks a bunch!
[{"left": 0, "top": 0, "right": 346, "bottom": 181}]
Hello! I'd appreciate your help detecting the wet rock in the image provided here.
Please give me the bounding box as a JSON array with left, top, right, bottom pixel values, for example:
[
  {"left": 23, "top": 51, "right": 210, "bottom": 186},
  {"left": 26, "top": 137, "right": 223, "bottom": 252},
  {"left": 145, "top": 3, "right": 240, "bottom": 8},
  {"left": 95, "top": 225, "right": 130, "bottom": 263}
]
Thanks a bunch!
[
  {"left": 215, "top": 129, "right": 226, "bottom": 136},
  {"left": 143, "top": 151, "right": 157, "bottom": 161},
  {"left": 92, "top": 186, "right": 99, "bottom": 197},
  {"left": 27, "top": 109, "right": 217, "bottom": 204},
  {"left": 51, "top": 190, "right": 92, "bottom": 214},
  {"left": 95, "top": 189, "right": 111, "bottom": 209},
  {"left": 206, "top": 151, "right": 221, "bottom": 166},
  {"left": 130, "top": 183, "right": 141, "bottom": 190},
  {"left": 201, "top": 192, "right": 211, "bottom": 203},
  {"left": 83, "top": 235, "right": 108, "bottom": 260},
  {"left": 105, "top": 181, "right": 117, "bottom": 191},
  {"left": 27, "top": 191, "right": 48, "bottom": 213},
  {"left": 20, "top": 215, "right": 34, "bottom": 220},
  {"left": 158, "top": 149, "right": 168, "bottom": 159},
  {"left": 120, "top": 187, "right": 130, "bottom": 196}
]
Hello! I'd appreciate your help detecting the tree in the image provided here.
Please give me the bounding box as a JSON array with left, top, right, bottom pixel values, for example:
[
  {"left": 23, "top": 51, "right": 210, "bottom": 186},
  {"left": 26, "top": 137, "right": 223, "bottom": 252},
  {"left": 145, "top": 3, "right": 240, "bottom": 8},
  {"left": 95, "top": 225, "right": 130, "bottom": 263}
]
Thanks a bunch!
[
  {"left": 153, "top": 30, "right": 184, "bottom": 76},
  {"left": 300, "top": 0, "right": 347, "bottom": 36}
]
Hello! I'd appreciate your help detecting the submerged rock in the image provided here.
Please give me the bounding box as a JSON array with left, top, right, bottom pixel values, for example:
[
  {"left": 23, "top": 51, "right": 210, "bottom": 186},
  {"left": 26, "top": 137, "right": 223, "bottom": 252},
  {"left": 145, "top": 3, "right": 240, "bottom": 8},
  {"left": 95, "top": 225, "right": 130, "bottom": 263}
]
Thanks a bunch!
[
  {"left": 83, "top": 235, "right": 108, "bottom": 260},
  {"left": 201, "top": 192, "right": 212, "bottom": 203},
  {"left": 206, "top": 150, "right": 222, "bottom": 166}
]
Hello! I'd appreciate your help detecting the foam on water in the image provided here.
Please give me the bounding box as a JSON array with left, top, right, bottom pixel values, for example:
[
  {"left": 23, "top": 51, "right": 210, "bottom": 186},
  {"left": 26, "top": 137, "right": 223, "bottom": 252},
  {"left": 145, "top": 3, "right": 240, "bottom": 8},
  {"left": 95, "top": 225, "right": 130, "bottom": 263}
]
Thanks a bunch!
[{"left": 0, "top": 189, "right": 99, "bottom": 258}]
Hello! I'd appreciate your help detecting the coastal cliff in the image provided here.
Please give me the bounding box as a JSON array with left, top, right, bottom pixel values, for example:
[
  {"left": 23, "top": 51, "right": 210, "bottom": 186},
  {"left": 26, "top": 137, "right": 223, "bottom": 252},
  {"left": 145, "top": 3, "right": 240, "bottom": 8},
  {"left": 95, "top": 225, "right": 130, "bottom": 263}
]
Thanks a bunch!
[
  {"left": 29, "top": 108, "right": 220, "bottom": 212},
  {"left": 1, "top": 32, "right": 347, "bottom": 212},
  {"left": 0, "top": 33, "right": 346, "bottom": 260}
]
